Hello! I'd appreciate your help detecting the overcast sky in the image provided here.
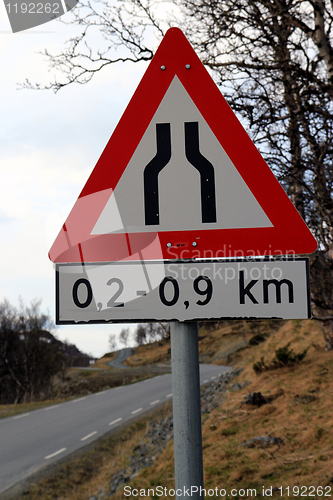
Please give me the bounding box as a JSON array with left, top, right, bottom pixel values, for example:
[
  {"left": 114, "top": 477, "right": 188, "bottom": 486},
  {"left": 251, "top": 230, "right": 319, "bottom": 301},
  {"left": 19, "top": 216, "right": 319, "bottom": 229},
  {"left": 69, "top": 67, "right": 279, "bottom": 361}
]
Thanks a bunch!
[{"left": 0, "top": 4, "right": 148, "bottom": 357}]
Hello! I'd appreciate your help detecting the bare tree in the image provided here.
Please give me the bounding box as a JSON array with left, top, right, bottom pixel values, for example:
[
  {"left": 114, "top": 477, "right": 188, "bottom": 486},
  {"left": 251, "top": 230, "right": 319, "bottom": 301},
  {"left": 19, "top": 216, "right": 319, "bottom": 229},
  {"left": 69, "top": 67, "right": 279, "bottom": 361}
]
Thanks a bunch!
[
  {"left": 146, "top": 322, "right": 170, "bottom": 343},
  {"left": 119, "top": 327, "right": 130, "bottom": 347},
  {"left": 134, "top": 323, "right": 169, "bottom": 345},
  {"left": 135, "top": 324, "right": 147, "bottom": 345},
  {"left": 0, "top": 299, "right": 64, "bottom": 403},
  {"left": 108, "top": 333, "right": 117, "bottom": 352}
]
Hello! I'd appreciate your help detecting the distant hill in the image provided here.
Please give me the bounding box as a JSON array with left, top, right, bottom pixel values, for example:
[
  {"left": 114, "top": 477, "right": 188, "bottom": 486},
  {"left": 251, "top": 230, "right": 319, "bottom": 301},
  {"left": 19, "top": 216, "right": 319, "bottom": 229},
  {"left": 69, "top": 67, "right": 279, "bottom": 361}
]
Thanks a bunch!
[{"left": 39, "top": 329, "right": 93, "bottom": 367}]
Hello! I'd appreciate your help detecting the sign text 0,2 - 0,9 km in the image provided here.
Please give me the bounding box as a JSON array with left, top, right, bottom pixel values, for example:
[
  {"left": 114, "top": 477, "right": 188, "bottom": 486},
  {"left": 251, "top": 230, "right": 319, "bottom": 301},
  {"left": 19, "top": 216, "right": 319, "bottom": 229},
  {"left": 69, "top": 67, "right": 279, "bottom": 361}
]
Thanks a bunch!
[{"left": 56, "top": 259, "right": 311, "bottom": 324}]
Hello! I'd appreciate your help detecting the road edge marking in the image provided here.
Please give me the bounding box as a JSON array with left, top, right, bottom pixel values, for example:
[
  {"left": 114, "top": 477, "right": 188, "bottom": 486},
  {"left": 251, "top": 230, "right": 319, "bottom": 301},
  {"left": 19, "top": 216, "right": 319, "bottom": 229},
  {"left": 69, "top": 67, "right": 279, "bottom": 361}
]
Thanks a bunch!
[
  {"left": 45, "top": 448, "right": 67, "bottom": 460},
  {"left": 109, "top": 418, "right": 123, "bottom": 426},
  {"left": 81, "top": 431, "right": 98, "bottom": 441},
  {"left": 131, "top": 408, "right": 143, "bottom": 415}
]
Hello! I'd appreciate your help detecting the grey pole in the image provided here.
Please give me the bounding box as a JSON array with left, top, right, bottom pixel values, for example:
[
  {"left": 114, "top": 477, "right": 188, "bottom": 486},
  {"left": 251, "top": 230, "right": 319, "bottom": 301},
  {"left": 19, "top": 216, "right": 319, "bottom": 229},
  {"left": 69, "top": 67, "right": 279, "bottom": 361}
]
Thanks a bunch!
[{"left": 171, "top": 321, "right": 204, "bottom": 499}]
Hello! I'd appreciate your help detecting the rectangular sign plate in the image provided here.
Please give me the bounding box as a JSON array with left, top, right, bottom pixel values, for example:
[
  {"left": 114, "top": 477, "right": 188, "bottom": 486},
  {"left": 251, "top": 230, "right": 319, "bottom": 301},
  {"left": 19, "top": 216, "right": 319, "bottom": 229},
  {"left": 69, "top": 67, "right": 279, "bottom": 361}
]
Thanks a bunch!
[{"left": 56, "top": 258, "right": 311, "bottom": 324}]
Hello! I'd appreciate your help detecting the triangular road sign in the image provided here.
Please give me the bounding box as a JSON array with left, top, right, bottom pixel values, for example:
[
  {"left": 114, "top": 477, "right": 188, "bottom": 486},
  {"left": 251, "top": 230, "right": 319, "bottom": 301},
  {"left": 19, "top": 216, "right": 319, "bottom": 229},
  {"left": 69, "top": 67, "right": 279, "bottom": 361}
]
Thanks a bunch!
[{"left": 49, "top": 28, "right": 317, "bottom": 264}]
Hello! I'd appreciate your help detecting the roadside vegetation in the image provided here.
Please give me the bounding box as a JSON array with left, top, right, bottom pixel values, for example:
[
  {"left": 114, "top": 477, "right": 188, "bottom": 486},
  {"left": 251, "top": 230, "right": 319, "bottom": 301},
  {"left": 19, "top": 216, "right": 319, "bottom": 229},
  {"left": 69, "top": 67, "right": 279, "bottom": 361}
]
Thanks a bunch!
[
  {"left": 0, "top": 298, "right": 92, "bottom": 405},
  {"left": 0, "top": 363, "right": 170, "bottom": 419},
  {"left": 0, "top": 303, "right": 170, "bottom": 418},
  {"left": 14, "top": 319, "right": 333, "bottom": 500}
]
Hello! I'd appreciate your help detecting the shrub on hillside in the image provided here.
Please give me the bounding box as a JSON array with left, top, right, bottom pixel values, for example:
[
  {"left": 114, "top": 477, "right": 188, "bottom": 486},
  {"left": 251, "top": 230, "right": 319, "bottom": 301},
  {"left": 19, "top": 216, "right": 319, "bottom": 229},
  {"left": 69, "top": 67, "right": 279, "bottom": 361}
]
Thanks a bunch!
[{"left": 253, "top": 343, "right": 308, "bottom": 374}]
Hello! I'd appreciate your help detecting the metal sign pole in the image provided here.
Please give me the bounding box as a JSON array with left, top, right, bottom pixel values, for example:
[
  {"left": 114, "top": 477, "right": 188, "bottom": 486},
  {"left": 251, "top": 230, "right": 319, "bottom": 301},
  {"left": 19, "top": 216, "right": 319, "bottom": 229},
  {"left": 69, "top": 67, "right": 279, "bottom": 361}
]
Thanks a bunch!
[{"left": 171, "top": 321, "right": 204, "bottom": 499}]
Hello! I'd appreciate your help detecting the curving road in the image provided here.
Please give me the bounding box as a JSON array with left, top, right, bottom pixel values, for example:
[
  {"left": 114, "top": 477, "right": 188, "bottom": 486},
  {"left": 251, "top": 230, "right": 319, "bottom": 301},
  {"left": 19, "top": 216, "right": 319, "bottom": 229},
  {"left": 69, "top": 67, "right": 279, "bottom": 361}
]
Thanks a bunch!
[
  {"left": 0, "top": 364, "right": 230, "bottom": 497},
  {"left": 106, "top": 347, "right": 134, "bottom": 369}
]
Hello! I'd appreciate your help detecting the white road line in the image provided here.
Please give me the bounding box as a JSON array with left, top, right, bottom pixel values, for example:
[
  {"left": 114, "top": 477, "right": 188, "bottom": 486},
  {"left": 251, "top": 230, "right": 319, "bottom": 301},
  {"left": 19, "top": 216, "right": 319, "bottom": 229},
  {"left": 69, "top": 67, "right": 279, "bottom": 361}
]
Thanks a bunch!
[
  {"left": 150, "top": 400, "right": 160, "bottom": 406},
  {"left": 203, "top": 380, "right": 209, "bottom": 384},
  {"left": 95, "top": 390, "right": 107, "bottom": 396},
  {"left": 81, "top": 431, "right": 98, "bottom": 441},
  {"left": 166, "top": 393, "right": 172, "bottom": 398},
  {"left": 211, "top": 376, "right": 216, "bottom": 380},
  {"left": 45, "top": 448, "right": 67, "bottom": 460},
  {"left": 13, "top": 413, "right": 29, "bottom": 420},
  {"left": 72, "top": 397, "right": 86, "bottom": 403},
  {"left": 44, "top": 405, "right": 60, "bottom": 411},
  {"left": 109, "top": 418, "right": 123, "bottom": 426},
  {"left": 131, "top": 408, "right": 143, "bottom": 415}
]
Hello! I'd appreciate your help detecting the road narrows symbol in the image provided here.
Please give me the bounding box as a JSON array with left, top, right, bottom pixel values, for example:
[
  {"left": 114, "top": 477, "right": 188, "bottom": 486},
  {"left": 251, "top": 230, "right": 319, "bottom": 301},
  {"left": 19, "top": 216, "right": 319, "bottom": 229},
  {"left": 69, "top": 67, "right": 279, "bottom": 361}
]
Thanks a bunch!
[{"left": 143, "top": 121, "right": 217, "bottom": 226}]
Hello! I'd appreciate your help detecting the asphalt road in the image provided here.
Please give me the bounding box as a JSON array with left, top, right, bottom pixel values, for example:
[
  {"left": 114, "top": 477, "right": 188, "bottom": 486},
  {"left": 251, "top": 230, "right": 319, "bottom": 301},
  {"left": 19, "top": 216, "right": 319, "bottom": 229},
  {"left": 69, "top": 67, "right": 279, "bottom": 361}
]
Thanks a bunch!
[
  {"left": 0, "top": 364, "right": 230, "bottom": 496},
  {"left": 106, "top": 347, "right": 134, "bottom": 369}
]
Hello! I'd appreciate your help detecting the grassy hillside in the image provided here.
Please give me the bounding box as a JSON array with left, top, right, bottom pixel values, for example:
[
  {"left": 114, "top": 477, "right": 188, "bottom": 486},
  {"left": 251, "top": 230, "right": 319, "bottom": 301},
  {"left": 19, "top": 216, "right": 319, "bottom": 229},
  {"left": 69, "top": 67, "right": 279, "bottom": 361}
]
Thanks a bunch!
[
  {"left": 13, "top": 319, "right": 333, "bottom": 500},
  {"left": 108, "top": 319, "right": 333, "bottom": 499}
]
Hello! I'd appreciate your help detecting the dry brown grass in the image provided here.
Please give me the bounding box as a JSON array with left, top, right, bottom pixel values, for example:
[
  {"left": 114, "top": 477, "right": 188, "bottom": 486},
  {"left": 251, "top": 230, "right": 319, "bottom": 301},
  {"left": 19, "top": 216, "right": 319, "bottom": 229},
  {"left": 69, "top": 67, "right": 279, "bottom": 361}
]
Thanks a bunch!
[
  {"left": 125, "top": 340, "right": 171, "bottom": 367},
  {"left": 112, "top": 319, "right": 333, "bottom": 499},
  {"left": 198, "top": 320, "right": 286, "bottom": 365}
]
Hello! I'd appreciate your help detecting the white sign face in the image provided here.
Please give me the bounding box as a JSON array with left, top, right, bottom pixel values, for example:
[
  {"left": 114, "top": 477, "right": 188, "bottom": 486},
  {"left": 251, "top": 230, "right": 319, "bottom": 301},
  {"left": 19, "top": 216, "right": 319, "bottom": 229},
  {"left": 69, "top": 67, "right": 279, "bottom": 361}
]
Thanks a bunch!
[
  {"left": 56, "top": 258, "right": 310, "bottom": 323},
  {"left": 91, "top": 77, "right": 273, "bottom": 235}
]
